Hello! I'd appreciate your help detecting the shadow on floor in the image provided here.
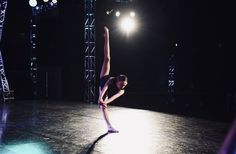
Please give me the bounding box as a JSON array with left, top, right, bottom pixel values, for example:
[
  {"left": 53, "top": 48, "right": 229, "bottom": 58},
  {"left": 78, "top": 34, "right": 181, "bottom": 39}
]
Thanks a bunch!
[{"left": 86, "top": 132, "right": 109, "bottom": 154}]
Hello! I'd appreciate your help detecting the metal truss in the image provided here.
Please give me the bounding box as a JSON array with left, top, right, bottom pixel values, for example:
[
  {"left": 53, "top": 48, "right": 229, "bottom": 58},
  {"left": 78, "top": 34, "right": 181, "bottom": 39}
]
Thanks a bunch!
[
  {"left": 168, "top": 53, "right": 175, "bottom": 103},
  {"left": 0, "top": 0, "right": 14, "bottom": 102},
  {"left": 30, "top": 15, "right": 39, "bottom": 97},
  {"left": 32, "top": 2, "right": 58, "bottom": 16},
  {"left": 84, "top": 0, "right": 96, "bottom": 104},
  {"left": 0, "top": 0, "right": 7, "bottom": 42}
]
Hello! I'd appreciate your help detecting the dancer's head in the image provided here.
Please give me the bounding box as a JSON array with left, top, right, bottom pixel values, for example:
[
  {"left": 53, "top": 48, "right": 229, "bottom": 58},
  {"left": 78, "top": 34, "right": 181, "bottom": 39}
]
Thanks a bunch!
[{"left": 116, "top": 75, "right": 128, "bottom": 90}]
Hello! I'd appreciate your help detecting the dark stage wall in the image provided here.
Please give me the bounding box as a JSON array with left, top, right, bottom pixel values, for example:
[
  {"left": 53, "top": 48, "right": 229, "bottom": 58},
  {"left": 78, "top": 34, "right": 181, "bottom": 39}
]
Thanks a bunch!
[{"left": 3, "top": 0, "right": 85, "bottom": 101}]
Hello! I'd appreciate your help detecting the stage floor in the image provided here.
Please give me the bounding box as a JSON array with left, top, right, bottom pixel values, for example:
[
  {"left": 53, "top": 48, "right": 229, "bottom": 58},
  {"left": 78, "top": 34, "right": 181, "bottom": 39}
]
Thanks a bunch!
[{"left": 0, "top": 100, "right": 230, "bottom": 154}]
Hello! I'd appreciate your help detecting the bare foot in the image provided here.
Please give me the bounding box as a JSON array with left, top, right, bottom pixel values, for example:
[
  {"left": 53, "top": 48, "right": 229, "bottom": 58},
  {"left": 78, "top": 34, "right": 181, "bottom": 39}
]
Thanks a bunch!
[
  {"left": 104, "top": 26, "right": 109, "bottom": 33},
  {"left": 104, "top": 26, "right": 109, "bottom": 39},
  {"left": 108, "top": 127, "right": 119, "bottom": 133}
]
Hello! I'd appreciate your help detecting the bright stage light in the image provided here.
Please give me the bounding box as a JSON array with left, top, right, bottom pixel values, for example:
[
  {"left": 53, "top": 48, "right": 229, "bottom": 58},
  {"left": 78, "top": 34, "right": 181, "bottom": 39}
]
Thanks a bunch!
[
  {"left": 130, "top": 11, "right": 135, "bottom": 17},
  {"left": 106, "top": 9, "right": 113, "bottom": 15},
  {"left": 29, "top": 0, "right": 37, "bottom": 7},
  {"left": 120, "top": 16, "right": 136, "bottom": 34},
  {"left": 43, "top": 0, "right": 49, "bottom": 2},
  {"left": 52, "top": 0, "right": 57, "bottom": 4},
  {"left": 115, "top": 11, "right": 121, "bottom": 17}
]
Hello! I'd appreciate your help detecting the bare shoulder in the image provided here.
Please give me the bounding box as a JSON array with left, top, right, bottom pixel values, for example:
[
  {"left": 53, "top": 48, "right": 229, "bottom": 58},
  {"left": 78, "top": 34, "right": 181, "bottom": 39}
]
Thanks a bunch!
[
  {"left": 103, "top": 76, "right": 113, "bottom": 82},
  {"left": 109, "top": 76, "right": 115, "bottom": 80},
  {"left": 106, "top": 77, "right": 115, "bottom": 84}
]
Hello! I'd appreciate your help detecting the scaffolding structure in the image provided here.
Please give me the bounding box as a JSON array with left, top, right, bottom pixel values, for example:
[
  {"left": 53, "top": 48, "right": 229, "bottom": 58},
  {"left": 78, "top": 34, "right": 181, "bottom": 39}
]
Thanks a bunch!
[
  {"left": 29, "top": 14, "right": 38, "bottom": 98},
  {"left": 84, "top": 0, "right": 96, "bottom": 104},
  {"left": 168, "top": 53, "right": 175, "bottom": 103},
  {"left": 0, "top": 0, "right": 14, "bottom": 102}
]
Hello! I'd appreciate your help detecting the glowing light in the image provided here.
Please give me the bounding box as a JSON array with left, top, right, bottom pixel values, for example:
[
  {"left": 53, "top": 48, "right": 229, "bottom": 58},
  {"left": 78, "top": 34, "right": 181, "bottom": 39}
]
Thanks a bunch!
[
  {"left": 106, "top": 9, "right": 113, "bottom": 15},
  {"left": 43, "top": 0, "right": 49, "bottom": 2},
  {"left": 52, "top": 0, "right": 57, "bottom": 4},
  {"left": 115, "top": 11, "right": 120, "bottom": 17},
  {"left": 106, "top": 109, "right": 160, "bottom": 154},
  {"left": 0, "top": 142, "right": 52, "bottom": 154},
  {"left": 130, "top": 11, "right": 135, "bottom": 17},
  {"left": 120, "top": 16, "right": 137, "bottom": 34},
  {"left": 29, "top": 0, "right": 37, "bottom": 7}
]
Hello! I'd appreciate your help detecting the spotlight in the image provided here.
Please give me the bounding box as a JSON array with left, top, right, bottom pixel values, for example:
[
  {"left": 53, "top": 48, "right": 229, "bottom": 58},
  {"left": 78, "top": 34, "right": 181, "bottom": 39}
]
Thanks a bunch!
[
  {"left": 115, "top": 11, "right": 121, "bottom": 17},
  {"left": 35, "top": 6, "right": 39, "bottom": 10},
  {"left": 43, "top": 0, "right": 49, "bottom": 2},
  {"left": 130, "top": 11, "right": 135, "bottom": 17},
  {"left": 29, "top": 0, "right": 37, "bottom": 7},
  {"left": 49, "top": 2, "right": 54, "bottom": 6},
  {"left": 106, "top": 9, "right": 113, "bottom": 15},
  {"left": 52, "top": 0, "right": 57, "bottom": 4},
  {"left": 120, "top": 16, "right": 136, "bottom": 34}
]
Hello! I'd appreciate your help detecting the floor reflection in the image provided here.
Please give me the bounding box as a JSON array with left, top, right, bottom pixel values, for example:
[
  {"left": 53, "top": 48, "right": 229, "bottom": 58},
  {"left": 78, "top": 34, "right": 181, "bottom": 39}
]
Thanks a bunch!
[
  {"left": 95, "top": 109, "right": 163, "bottom": 154},
  {"left": 94, "top": 108, "right": 228, "bottom": 154},
  {"left": 0, "top": 101, "right": 229, "bottom": 154},
  {"left": 0, "top": 141, "right": 52, "bottom": 154},
  {"left": 0, "top": 104, "right": 8, "bottom": 144}
]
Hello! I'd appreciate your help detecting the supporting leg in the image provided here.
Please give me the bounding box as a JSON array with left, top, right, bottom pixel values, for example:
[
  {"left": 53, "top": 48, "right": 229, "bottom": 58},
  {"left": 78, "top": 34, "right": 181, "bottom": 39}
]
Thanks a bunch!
[{"left": 100, "top": 106, "right": 119, "bottom": 133}]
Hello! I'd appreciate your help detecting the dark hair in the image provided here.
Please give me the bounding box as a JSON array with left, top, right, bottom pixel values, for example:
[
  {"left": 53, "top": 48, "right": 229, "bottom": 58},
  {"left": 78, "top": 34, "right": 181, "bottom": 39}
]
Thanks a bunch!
[{"left": 116, "top": 74, "right": 128, "bottom": 82}]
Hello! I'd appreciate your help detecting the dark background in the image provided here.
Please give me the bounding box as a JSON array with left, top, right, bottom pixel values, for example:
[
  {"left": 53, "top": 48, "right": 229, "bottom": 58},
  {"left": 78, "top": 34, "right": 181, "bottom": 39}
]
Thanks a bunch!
[{"left": 2, "top": 0, "right": 236, "bottom": 121}]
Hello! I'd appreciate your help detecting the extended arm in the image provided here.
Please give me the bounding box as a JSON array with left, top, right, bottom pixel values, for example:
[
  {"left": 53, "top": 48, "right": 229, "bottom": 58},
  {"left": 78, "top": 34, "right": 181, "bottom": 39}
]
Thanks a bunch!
[
  {"left": 99, "top": 85, "right": 108, "bottom": 104},
  {"left": 103, "top": 90, "right": 125, "bottom": 104}
]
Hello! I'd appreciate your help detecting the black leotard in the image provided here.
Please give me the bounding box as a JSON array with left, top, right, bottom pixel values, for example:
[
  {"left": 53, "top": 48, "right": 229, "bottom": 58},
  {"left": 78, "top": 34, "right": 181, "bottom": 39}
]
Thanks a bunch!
[{"left": 99, "top": 75, "right": 119, "bottom": 99}]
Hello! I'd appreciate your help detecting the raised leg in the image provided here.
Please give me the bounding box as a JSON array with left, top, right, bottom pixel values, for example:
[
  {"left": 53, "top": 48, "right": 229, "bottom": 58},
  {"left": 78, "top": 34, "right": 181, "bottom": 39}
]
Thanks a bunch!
[{"left": 100, "top": 26, "right": 111, "bottom": 78}]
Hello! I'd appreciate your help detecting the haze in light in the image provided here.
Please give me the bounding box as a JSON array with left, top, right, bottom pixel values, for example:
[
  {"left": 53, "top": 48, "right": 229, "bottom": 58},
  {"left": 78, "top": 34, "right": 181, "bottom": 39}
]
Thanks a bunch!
[
  {"left": 130, "top": 11, "right": 135, "bottom": 17},
  {"left": 119, "top": 16, "right": 137, "bottom": 35}
]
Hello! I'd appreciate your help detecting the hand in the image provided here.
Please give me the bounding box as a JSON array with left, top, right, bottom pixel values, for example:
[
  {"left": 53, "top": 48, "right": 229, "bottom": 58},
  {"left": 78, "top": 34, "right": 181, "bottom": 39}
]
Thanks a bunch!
[
  {"left": 101, "top": 102, "right": 107, "bottom": 108},
  {"left": 98, "top": 99, "right": 107, "bottom": 108},
  {"left": 98, "top": 97, "right": 104, "bottom": 104}
]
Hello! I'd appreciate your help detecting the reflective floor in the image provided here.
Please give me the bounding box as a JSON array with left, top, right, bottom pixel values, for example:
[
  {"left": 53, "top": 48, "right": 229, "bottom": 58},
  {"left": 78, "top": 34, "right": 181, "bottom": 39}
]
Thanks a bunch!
[{"left": 0, "top": 101, "right": 230, "bottom": 154}]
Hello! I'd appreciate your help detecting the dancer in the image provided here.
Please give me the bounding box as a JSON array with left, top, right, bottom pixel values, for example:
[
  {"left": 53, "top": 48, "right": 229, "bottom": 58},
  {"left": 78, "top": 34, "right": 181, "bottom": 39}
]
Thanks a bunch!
[{"left": 98, "top": 26, "right": 128, "bottom": 133}]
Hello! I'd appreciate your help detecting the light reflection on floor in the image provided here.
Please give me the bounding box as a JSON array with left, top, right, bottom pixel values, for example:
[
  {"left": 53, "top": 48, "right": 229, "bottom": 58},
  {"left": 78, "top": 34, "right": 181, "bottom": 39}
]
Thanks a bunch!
[
  {"left": 0, "top": 104, "right": 8, "bottom": 145},
  {"left": 0, "top": 101, "right": 229, "bottom": 154},
  {"left": 0, "top": 142, "right": 52, "bottom": 154},
  {"left": 94, "top": 109, "right": 174, "bottom": 154}
]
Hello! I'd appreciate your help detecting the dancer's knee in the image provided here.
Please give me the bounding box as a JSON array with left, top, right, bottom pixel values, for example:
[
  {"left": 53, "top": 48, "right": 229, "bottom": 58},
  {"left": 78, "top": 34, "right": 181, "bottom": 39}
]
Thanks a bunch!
[{"left": 99, "top": 103, "right": 107, "bottom": 109}]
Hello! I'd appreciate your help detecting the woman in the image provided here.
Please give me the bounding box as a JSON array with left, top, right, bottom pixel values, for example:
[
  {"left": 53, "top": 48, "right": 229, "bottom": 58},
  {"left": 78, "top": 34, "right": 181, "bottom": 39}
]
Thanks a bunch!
[{"left": 98, "top": 26, "right": 128, "bottom": 133}]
